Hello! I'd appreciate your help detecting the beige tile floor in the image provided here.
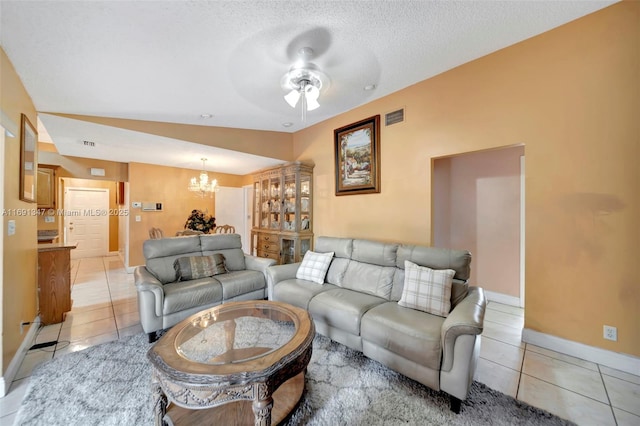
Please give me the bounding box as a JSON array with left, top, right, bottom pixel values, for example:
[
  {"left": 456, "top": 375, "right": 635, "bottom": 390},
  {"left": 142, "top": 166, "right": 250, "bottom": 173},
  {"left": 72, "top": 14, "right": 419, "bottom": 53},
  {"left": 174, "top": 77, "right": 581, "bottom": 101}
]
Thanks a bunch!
[{"left": 1, "top": 255, "right": 639, "bottom": 425}]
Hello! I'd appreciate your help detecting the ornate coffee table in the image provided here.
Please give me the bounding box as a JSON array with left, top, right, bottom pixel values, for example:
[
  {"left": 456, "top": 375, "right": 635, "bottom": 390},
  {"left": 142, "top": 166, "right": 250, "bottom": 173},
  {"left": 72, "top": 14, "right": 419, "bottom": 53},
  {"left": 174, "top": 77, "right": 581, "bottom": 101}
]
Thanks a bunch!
[{"left": 147, "top": 300, "right": 314, "bottom": 426}]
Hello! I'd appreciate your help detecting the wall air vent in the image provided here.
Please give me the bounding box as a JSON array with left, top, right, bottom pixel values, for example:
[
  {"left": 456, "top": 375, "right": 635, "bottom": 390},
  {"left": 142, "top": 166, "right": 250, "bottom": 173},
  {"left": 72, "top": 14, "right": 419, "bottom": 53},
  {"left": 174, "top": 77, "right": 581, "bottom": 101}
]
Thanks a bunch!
[
  {"left": 83, "top": 140, "right": 96, "bottom": 147},
  {"left": 385, "top": 108, "right": 405, "bottom": 126}
]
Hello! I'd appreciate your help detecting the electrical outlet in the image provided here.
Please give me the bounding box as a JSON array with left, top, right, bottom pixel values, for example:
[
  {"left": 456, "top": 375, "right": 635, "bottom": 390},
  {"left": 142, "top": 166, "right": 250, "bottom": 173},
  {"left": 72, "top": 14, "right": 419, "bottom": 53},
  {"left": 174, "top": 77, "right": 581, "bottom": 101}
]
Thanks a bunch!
[{"left": 603, "top": 325, "right": 617, "bottom": 341}]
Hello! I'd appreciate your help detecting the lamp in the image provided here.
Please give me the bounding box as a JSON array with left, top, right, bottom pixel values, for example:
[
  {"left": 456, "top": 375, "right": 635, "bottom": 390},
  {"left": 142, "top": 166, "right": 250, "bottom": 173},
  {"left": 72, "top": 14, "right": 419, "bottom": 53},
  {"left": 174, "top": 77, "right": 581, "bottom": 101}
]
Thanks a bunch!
[
  {"left": 188, "top": 158, "right": 219, "bottom": 197},
  {"left": 281, "top": 48, "right": 329, "bottom": 122}
]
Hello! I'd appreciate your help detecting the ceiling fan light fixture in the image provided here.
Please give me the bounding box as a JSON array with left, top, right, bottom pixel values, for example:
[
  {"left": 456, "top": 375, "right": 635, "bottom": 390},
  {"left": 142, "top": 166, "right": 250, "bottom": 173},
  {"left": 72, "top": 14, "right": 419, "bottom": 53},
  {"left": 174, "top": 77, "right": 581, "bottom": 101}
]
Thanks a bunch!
[
  {"left": 284, "top": 89, "right": 301, "bottom": 108},
  {"left": 281, "top": 56, "right": 329, "bottom": 121}
]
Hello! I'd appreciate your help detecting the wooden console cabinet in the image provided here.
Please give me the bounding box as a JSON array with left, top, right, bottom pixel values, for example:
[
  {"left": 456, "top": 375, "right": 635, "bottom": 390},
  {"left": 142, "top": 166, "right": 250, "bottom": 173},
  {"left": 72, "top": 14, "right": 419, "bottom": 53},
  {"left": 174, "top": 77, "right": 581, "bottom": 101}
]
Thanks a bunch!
[{"left": 37, "top": 243, "right": 76, "bottom": 325}]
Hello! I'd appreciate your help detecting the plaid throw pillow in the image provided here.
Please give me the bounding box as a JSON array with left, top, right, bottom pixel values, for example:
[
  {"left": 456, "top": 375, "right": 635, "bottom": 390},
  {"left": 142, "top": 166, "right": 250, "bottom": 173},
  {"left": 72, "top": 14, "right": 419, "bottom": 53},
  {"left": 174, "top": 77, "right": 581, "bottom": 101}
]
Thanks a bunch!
[
  {"left": 174, "top": 254, "right": 227, "bottom": 281},
  {"left": 398, "top": 260, "right": 455, "bottom": 317},
  {"left": 296, "top": 250, "right": 334, "bottom": 284}
]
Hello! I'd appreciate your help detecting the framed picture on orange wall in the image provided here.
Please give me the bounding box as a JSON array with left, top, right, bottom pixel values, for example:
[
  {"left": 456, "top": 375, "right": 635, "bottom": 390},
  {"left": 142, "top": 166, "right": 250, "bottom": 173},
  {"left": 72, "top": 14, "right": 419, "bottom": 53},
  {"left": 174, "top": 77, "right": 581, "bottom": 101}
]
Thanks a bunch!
[{"left": 334, "top": 115, "right": 381, "bottom": 196}]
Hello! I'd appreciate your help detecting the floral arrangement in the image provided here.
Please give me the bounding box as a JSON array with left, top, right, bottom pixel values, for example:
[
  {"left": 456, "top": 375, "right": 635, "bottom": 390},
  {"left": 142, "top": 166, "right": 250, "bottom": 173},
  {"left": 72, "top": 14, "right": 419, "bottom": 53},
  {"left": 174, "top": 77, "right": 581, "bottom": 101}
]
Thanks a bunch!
[{"left": 184, "top": 209, "right": 216, "bottom": 234}]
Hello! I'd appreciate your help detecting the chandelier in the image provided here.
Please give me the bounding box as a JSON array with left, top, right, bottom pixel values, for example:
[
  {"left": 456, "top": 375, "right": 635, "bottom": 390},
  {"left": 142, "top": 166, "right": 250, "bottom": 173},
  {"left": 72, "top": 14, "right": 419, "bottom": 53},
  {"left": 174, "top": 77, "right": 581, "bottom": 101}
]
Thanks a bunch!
[
  {"left": 188, "top": 158, "right": 219, "bottom": 197},
  {"left": 281, "top": 47, "right": 329, "bottom": 122}
]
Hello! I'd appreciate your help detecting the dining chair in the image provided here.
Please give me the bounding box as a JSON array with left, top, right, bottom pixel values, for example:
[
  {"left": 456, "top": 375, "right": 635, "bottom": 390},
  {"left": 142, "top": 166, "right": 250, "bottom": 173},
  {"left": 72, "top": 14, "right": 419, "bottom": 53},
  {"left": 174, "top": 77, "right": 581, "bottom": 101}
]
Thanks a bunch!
[
  {"left": 214, "top": 225, "right": 235, "bottom": 234},
  {"left": 148, "top": 227, "right": 164, "bottom": 239}
]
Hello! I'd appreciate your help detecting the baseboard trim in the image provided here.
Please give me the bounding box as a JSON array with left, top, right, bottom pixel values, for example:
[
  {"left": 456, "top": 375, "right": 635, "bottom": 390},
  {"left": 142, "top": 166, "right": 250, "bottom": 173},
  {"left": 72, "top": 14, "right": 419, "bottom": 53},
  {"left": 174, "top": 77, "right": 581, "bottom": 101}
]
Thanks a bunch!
[
  {"left": 522, "top": 328, "right": 640, "bottom": 376},
  {"left": 484, "top": 290, "right": 521, "bottom": 307},
  {"left": 0, "top": 316, "right": 40, "bottom": 397}
]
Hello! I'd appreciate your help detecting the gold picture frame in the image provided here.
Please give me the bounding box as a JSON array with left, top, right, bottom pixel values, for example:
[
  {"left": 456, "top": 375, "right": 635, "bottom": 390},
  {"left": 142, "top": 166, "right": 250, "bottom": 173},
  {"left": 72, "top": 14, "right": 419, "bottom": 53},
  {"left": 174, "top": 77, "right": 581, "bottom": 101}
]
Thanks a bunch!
[
  {"left": 334, "top": 115, "right": 381, "bottom": 195},
  {"left": 20, "top": 113, "right": 38, "bottom": 203}
]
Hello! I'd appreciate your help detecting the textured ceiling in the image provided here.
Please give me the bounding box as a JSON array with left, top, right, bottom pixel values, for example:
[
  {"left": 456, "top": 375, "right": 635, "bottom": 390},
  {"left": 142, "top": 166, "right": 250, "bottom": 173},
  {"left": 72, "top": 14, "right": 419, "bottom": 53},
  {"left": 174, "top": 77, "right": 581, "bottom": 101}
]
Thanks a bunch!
[{"left": 0, "top": 0, "right": 617, "bottom": 174}]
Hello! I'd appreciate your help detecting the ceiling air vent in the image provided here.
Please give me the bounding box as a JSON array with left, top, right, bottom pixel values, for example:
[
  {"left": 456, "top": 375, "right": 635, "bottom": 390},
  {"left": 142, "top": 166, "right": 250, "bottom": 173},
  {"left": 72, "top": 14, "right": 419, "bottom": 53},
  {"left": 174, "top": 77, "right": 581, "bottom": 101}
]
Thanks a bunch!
[
  {"left": 385, "top": 108, "right": 404, "bottom": 126},
  {"left": 83, "top": 140, "right": 96, "bottom": 147}
]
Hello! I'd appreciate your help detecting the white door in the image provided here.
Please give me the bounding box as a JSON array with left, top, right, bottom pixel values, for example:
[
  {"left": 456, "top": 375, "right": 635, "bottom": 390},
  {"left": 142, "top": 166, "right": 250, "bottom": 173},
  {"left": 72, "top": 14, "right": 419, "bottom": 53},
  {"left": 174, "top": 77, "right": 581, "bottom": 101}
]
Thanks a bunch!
[
  {"left": 64, "top": 188, "right": 109, "bottom": 259},
  {"left": 214, "top": 187, "right": 245, "bottom": 247}
]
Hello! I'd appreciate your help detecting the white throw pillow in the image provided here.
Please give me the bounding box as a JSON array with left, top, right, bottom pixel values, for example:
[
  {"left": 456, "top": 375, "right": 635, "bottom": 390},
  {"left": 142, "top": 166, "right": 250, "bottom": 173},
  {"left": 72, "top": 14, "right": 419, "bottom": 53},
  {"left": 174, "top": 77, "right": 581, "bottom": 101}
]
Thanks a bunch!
[
  {"left": 398, "top": 260, "right": 455, "bottom": 317},
  {"left": 296, "top": 250, "right": 335, "bottom": 284}
]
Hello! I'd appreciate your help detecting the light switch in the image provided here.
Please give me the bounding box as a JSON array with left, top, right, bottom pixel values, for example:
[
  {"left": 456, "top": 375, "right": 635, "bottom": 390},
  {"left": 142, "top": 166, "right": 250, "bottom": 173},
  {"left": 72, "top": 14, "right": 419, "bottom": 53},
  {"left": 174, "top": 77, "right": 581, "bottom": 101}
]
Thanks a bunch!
[
  {"left": 135, "top": 215, "right": 141, "bottom": 222},
  {"left": 7, "top": 220, "right": 15, "bottom": 236}
]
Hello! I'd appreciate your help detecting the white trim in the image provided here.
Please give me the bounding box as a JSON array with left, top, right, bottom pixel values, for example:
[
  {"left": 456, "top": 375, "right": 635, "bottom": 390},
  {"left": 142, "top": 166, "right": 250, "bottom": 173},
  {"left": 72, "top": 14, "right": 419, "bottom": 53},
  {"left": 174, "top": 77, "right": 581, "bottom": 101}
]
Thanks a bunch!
[
  {"left": 484, "top": 290, "right": 521, "bottom": 307},
  {"left": 523, "top": 328, "right": 640, "bottom": 376},
  {"left": 0, "top": 316, "right": 40, "bottom": 397}
]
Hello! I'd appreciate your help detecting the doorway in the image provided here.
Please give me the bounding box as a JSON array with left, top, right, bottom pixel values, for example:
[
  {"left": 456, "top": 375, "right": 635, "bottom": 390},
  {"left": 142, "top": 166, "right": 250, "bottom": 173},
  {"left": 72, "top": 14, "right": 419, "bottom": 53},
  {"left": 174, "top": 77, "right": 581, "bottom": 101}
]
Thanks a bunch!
[
  {"left": 64, "top": 187, "right": 109, "bottom": 259},
  {"left": 432, "top": 145, "right": 524, "bottom": 307}
]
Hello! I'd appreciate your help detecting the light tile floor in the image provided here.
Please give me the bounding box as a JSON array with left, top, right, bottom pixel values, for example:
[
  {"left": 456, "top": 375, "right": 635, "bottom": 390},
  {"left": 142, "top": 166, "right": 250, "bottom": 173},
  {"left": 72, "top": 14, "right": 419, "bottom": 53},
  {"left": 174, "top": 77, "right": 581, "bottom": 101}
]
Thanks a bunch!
[
  {"left": 0, "top": 255, "right": 141, "bottom": 425},
  {"left": 1, "top": 255, "right": 639, "bottom": 425}
]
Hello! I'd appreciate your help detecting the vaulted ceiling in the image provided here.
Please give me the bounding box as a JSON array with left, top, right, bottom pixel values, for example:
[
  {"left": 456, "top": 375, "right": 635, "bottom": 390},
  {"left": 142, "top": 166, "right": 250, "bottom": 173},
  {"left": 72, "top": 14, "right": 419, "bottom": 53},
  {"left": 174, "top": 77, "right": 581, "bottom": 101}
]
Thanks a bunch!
[{"left": 0, "top": 1, "right": 616, "bottom": 174}]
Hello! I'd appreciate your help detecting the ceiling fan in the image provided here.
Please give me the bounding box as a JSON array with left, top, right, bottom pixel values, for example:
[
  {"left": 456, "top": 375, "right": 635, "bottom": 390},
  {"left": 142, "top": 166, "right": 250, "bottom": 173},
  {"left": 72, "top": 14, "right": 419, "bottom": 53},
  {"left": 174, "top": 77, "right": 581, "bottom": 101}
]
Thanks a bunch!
[{"left": 280, "top": 47, "right": 330, "bottom": 122}]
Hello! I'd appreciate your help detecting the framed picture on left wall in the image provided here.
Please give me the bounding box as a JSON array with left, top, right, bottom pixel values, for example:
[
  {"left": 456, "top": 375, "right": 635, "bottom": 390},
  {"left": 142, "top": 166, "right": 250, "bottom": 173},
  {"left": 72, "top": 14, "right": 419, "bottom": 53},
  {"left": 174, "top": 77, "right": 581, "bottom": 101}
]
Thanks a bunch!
[{"left": 20, "top": 113, "right": 38, "bottom": 203}]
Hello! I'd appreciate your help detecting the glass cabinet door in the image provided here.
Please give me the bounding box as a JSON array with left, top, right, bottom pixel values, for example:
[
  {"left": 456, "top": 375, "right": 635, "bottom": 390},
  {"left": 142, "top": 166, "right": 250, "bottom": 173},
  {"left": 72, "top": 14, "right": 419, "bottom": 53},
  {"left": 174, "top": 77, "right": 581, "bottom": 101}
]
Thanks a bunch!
[
  {"left": 269, "top": 178, "right": 281, "bottom": 230},
  {"left": 300, "top": 174, "right": 311, "bottom": 232},
  {"left": 283, "top": 175, "right": 296, "bottom": 232},
  {"left": 260, "top": 178, "right": 270, "bottom": 229}
]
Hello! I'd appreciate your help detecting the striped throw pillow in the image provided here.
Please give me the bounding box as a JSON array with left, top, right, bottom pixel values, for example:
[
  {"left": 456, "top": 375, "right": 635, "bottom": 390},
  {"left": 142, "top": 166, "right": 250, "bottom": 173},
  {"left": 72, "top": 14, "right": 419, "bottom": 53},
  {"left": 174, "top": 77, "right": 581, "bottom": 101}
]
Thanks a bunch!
[
  {"left": 296, "top": 250, "right": 334, "bottom": 284},
  {"left": 398, "top": 260, "right": 455, "bottom": 317}
]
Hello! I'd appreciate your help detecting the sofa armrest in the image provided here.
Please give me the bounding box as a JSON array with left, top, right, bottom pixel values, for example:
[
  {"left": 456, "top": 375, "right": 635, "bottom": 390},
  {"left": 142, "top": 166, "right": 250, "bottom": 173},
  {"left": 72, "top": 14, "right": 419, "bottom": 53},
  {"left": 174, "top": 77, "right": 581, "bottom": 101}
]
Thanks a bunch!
[
  {"left": 265, "top": 262, "right": 301, "bottom": 300},
  {"left": 244, "top": 255, "right": 277, "bottom": 285},
  {"left": 441, "top": 286, "right": 486, "bottom": 372},
  {"left": 134, "top": 266, "right": 165, "bottom": 317}
]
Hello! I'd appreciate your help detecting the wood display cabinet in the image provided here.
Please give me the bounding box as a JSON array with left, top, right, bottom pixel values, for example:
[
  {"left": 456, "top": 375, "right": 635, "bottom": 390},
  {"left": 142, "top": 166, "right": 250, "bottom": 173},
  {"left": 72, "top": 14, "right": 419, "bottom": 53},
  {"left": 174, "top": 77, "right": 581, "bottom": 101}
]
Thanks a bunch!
[{"left": 251, "top": 162, "right": 313, "bottom": 264}]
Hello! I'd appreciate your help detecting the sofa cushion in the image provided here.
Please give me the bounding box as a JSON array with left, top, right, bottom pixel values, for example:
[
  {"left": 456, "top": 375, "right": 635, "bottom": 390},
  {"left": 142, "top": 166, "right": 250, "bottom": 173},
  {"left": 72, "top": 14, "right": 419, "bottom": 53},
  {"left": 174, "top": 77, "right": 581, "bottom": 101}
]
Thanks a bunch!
[
  {"left": 315, "top": 236, "right": 353, "bottom": 259},
  {"left": 200, "top": 234, "right": 246, "bottom": 271},
  {"left": 174, "top": 254, "right": 227, "bottom": 281},
  {"left": 395, "top": 245, "right": 471, "bottom": 306},
  {"left": 162, "top": 277, "right": 223, "bottom": 315},
  {"left": 273, "top": 280, "right": 338, "bottom": 310},
  {"left": 343, "top": 261, "right": 396, "bottom": 299},
  {"left": 351, "top": 239, "right": 398, "bottom": 267},
  {"left": 361, "top": 302, "right": 444, "bottom": 371},
  {"left": 143, "top": 236, "right": 202, "bottom": 284},
  {"left": 308, "top": 288, "right": 386, "bottom": 336},
  {"left": 325, "top": 257, "right": 350, "bottom": 286},
  {"left": 296, "top": 250, "right": 334, "bottom": 284},
  {"left": 398, "top": 261, "right": 454, "bottom": 317},
  {"left": 214, "top": 270, "right": 266, "bottom": 300}
]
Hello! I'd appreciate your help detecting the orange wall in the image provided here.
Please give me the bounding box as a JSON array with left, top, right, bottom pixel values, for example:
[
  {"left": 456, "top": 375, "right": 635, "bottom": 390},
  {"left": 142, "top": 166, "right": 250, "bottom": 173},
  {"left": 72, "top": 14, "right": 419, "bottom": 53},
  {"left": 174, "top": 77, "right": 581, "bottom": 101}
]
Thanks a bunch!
[
  {"left": 1, "top": 48, "right": 38, "bottom": 371},
  {"left": 293, "top": 3, "right": 639, "bottom": 356},
  {"left": 127, "top": 162, "right": 245, "bottom": 266}
]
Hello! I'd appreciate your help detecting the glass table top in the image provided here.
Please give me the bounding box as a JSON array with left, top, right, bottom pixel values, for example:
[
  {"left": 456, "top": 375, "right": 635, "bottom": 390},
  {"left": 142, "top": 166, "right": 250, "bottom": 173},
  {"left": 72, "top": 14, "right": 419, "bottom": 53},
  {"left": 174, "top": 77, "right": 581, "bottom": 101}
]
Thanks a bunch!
[{"left": 175, "top": 304, "right": 297, "bottom": 365}]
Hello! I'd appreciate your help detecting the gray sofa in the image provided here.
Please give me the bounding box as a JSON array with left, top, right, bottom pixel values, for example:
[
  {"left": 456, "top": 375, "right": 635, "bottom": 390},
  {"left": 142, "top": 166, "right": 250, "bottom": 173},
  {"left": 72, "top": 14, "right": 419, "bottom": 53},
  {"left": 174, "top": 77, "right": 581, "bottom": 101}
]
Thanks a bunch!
[
  {"left": 267, "top": 236, "right": 486, "bottom": 413},
  {"left": 134, "top": 234, "right": 276, "bottom": 342}
]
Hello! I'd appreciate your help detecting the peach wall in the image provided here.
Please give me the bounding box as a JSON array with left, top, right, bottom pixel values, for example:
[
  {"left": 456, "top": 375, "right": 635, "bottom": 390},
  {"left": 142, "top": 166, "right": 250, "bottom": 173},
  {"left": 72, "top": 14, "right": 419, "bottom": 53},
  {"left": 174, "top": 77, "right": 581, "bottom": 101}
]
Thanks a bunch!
[
  {"left": 127, "top": 162, "right": 245, "bottom": 266},
  {"left": 293, "top": 3, "right": 639, "bottom": 356},
  {"left": 434, "top": 146, "right": 523, "bottom": 298},
  {"left": 1, "top": 48, "right": 38, "bottom": 371}
]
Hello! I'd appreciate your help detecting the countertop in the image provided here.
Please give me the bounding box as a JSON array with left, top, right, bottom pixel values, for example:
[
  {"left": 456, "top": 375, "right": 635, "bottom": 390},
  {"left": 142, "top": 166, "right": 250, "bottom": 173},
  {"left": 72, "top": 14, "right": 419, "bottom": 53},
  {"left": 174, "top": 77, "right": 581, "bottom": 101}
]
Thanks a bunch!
[{"left": 37, "top": 242, "right": 78, "bottom": 252}]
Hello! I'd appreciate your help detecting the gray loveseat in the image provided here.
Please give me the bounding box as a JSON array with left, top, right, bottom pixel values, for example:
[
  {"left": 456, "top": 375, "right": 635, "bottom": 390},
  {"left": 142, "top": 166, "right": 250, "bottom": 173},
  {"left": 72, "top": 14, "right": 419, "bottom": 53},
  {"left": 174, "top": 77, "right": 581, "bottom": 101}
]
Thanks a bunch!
[
  {"left": 267, "top": 236, "right": 486, "bottom": 413},
  {"left": 134, "top": 234, "right": 276, "bottom": 342}
]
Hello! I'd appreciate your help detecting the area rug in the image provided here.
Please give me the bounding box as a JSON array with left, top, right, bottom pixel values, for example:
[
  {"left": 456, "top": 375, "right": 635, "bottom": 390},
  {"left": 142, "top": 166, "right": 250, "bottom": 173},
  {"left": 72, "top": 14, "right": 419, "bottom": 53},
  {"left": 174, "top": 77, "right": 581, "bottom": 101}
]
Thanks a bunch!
[{"left": 15, "top": 333, "right": 573, "bottom": 425}]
